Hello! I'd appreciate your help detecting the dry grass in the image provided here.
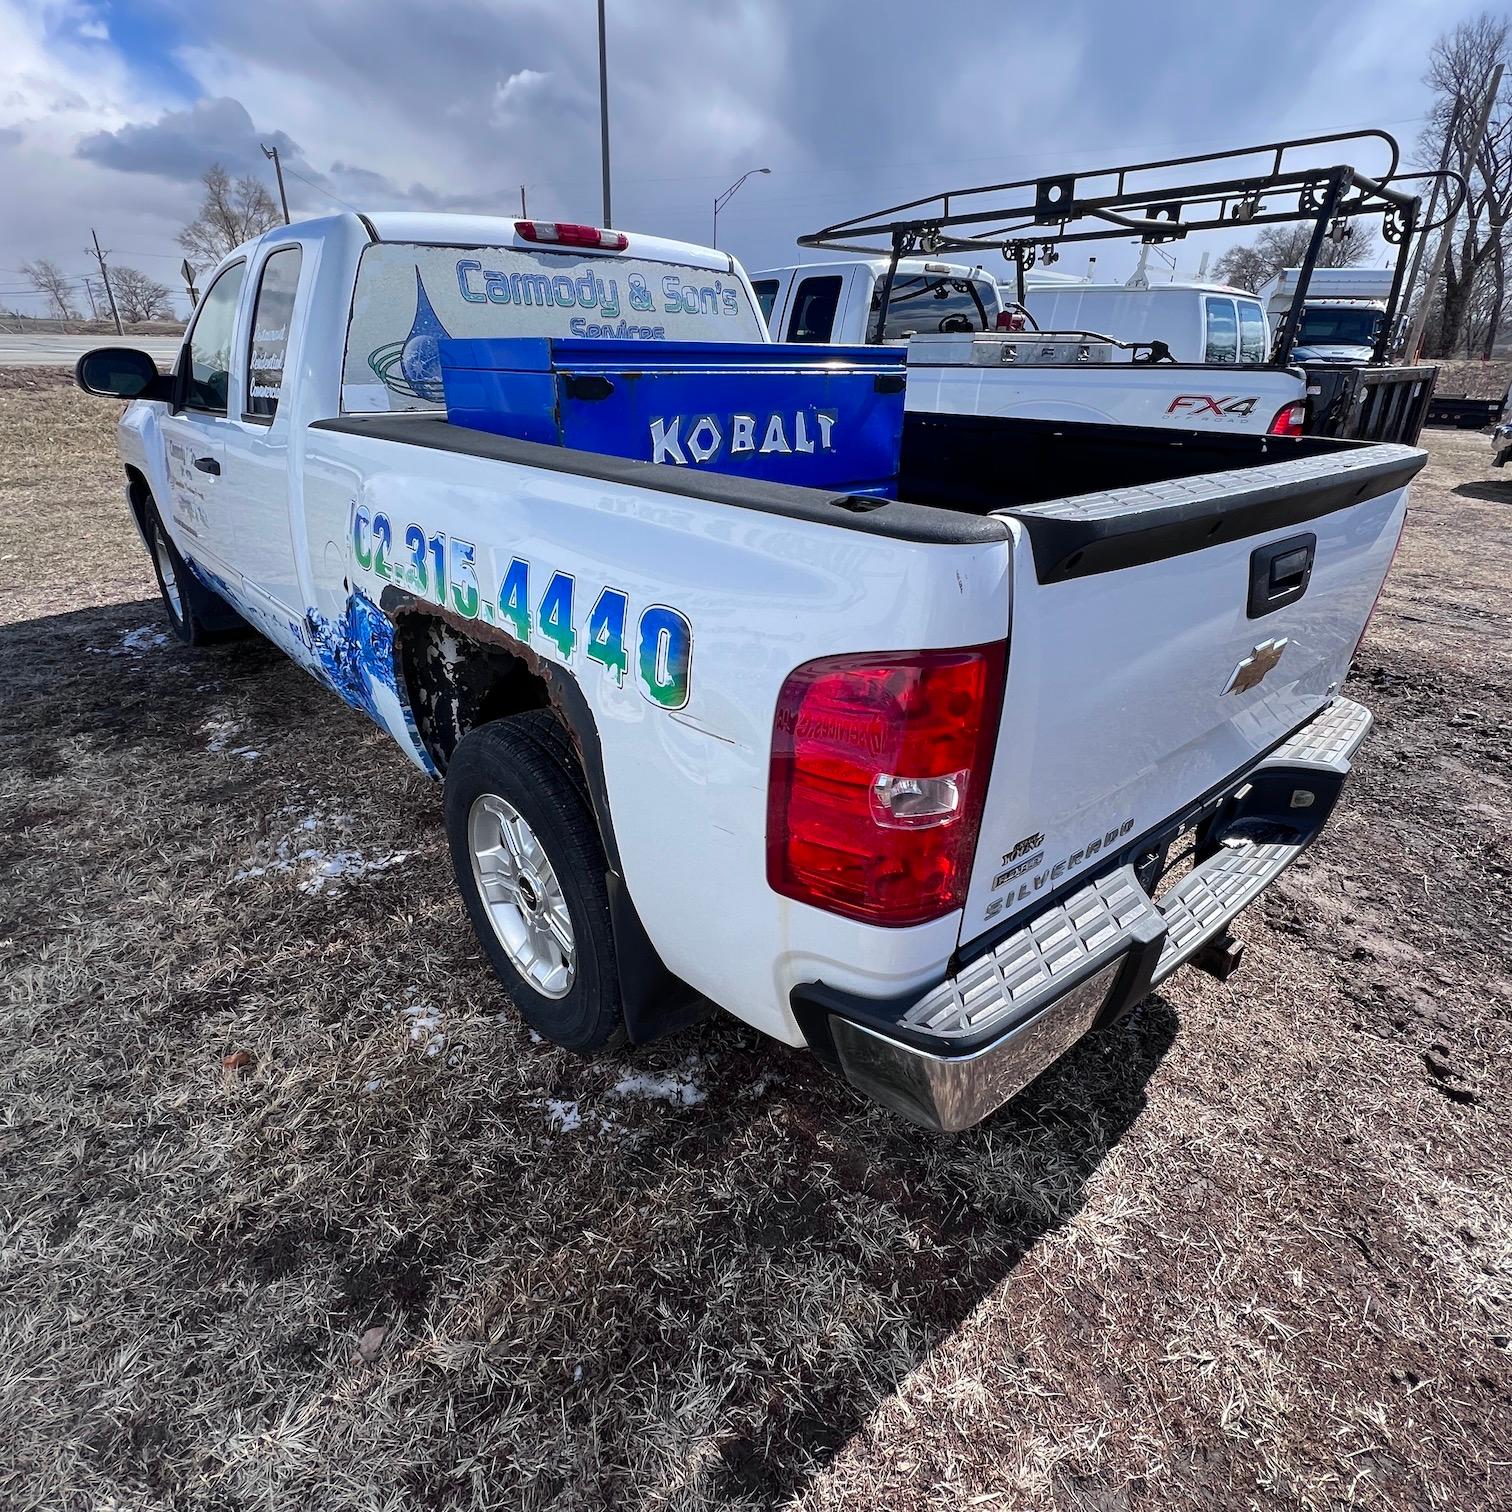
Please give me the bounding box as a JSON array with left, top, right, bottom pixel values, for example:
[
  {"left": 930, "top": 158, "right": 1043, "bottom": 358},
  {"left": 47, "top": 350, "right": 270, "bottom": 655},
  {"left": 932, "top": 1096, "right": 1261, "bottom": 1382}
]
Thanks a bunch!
[{"left": 0, "top": 375, "right": 1507, "bottom": 1510}]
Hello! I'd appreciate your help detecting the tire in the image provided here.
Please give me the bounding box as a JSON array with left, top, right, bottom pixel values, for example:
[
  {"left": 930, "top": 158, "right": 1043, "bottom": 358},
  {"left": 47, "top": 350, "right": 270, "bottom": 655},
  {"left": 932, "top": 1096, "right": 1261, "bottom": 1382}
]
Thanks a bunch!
[
  {"left": 143, "top": 498, "right": 226, "bottom": 646},
  {"left": 444, "top": 710, "right": 626, "bottom": 1054}
]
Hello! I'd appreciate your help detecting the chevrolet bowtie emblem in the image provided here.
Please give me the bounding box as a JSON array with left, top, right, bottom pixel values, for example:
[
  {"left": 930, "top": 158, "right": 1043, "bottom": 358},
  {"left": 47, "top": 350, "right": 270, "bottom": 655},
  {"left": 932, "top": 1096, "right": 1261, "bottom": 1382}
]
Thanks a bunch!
[{"left": 1223, "top": 636, "right": 1288, "bottom": 695}]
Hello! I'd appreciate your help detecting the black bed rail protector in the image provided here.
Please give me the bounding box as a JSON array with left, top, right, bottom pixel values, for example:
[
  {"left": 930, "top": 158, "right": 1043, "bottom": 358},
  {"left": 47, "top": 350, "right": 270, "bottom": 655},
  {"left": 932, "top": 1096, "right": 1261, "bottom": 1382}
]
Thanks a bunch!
[
  {"left": 1000, "top": 442, "right": 1425, "bottom": 583},
  {"left": 311, "top": 412, "right": 1010, "bottom": 547}
]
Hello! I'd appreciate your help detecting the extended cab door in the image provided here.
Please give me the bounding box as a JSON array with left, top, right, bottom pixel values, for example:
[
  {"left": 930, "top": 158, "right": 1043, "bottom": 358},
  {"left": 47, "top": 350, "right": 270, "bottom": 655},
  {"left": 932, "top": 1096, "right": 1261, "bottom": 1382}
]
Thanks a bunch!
[
  {"left": 158, "top": 260, "right": 247, "bottom": 582},
  {"left": 219, "top": 242, "right": 308, "bottom": 646}
]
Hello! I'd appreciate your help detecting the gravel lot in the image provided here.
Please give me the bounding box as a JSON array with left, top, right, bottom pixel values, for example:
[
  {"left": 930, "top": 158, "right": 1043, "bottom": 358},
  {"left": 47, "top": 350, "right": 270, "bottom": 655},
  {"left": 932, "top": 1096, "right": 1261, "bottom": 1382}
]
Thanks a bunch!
[{"left": 1, "top": 368, "right": 1507, "bottom": 1511}]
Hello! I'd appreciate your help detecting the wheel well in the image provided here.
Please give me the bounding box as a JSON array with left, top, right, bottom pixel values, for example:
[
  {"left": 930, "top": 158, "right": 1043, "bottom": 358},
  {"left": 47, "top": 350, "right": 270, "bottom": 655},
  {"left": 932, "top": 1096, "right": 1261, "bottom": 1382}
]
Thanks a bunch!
[
  {"left": 396, "top": 611, "right": 553, "bottom": 774},
  {"left": 123, "top": 465, "right": 152, "bottom": 536},
  {"left": 392, "top": 605, "right": 705, "bottom": 1044}
]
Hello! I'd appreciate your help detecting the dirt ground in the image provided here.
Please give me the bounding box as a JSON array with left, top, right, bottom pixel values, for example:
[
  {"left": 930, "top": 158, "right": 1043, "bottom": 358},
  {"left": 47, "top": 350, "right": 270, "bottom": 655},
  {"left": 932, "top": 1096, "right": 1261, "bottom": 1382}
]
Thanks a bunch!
[{"left": 0, "top": 369, "right": 1507, "bottom": 1511}]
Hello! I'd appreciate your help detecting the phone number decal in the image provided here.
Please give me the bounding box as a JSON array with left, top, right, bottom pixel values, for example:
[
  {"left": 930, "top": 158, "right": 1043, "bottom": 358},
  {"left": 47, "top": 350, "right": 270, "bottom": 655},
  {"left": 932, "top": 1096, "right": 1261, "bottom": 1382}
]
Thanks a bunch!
[{"left": 352, "top": 508, "right": 691, "bottom": 710}]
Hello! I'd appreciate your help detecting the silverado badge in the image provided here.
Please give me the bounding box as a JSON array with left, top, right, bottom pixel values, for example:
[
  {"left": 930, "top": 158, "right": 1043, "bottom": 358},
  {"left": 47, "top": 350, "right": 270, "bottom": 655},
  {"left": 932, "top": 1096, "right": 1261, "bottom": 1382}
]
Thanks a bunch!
[{"left": 1223, "top": 637, "right": 1288, "bottom": 695}]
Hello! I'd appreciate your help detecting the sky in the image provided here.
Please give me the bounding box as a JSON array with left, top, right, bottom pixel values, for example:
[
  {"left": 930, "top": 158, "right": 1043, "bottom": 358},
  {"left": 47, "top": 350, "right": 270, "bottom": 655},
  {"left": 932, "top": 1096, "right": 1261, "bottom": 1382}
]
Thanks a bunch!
[{"left": 0, "top": 0, "right": 1494, "bottom": 319}]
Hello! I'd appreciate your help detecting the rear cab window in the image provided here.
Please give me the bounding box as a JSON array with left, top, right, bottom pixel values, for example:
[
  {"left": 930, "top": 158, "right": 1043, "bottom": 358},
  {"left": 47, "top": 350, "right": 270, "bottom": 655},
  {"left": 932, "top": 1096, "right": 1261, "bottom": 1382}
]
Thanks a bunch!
[
  {"left": 342, "top": 243, "right": 765, "bottom": 412},
  {"left": 1238, "top": 300, "right": 1267, "bottom": 363},
  {"left": 245, "top": 246, "right": 303, "bottom": 421},
  {"left": 876, "top": 273, "right": 997, "bottom": 339},
  {"left": 1203, "top": 296, "right": 1239, "bottom": 364},
  {"left": 785, "top": 275, "right": 843, "bottom": 343}
]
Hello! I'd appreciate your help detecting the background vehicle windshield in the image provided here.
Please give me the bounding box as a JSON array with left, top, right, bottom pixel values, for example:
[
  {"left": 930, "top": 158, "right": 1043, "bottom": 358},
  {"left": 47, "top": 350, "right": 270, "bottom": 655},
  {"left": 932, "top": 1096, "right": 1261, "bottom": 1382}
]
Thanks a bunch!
[
  {"left": 874, "top": 274, "right": 996, "bottom": 338},
  {"left": 1297, "top": 306, "right": 1383, "bottom": 347}
]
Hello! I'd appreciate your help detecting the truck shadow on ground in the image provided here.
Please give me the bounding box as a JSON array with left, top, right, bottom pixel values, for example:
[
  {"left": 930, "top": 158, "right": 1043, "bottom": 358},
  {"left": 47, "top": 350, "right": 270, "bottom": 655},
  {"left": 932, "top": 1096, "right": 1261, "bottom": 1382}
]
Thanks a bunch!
[
  {"left": 1449, "top": 478, "right": 1512, "bottom": 503},
  {"left": 2, "top": 598, "right": 1181, "bottom": 1510}
]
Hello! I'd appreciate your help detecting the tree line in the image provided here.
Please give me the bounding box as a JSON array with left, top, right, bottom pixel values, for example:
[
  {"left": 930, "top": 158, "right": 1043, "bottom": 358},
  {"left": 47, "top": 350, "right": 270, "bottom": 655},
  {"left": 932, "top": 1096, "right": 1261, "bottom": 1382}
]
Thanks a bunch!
[{"left": 17, "top": 164, "right": 283, "bottom": 329}]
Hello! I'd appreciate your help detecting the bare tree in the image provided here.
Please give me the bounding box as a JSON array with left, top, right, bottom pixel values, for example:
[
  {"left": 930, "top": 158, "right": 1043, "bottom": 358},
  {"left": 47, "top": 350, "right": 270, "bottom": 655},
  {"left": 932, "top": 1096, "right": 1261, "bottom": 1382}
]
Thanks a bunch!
[
  {"left": 178, "top": 163, "right": 283, "bottom": 267},
  {"left": 1417, "top": 12, "right": 1512, "bottom": 357},
  {"left": 1213, "top": 222, "right": 1374, "bottom": 292},
  {"left": 109, "top": 266, "right": 175, "bottom": 323},
  {"left": 21, "top": 258, "right": 80, "bottom": 324}
]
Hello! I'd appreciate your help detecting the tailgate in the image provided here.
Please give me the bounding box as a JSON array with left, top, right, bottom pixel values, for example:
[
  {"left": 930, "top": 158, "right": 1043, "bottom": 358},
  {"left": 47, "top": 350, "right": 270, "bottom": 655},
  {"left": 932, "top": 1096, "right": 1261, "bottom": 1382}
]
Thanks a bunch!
[{"left": 959, "top": 443, "right": 1424, "bottom": 944}]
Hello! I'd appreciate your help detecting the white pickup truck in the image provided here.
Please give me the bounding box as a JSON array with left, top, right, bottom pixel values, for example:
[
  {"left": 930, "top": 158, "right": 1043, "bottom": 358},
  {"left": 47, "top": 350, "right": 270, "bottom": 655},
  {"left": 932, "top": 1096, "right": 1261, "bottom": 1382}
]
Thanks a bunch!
[
  {"left": 752, "top": 257, "right": 1309, "bottom": 437},
  {"left": 76, "top": 211, "right": 1423, "bottom": 1132}
]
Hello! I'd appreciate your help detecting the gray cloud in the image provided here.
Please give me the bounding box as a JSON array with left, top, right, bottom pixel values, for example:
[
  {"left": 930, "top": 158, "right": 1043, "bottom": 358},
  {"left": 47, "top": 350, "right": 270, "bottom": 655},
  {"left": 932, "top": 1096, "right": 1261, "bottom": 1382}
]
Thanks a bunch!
[
  {"left": 1, "top": 0, "right": 1494, "bottom": 319},
  {"left": 78, "top": 96, "right": 295, "bottom": 182}
]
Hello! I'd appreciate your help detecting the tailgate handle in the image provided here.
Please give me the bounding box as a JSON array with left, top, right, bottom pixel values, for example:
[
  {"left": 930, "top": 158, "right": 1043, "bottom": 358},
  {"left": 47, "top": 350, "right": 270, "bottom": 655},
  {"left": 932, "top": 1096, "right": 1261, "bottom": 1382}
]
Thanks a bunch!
[{"left": 1247, "top": 532, "right": 1315, "bottom": 618}]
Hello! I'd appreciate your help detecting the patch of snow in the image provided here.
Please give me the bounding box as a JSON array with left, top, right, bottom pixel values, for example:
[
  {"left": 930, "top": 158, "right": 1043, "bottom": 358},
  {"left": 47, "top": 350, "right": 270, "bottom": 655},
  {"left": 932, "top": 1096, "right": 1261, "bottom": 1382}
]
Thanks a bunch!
[
  {"left": 233, "top": 810, "right": 410, "bottom": 893},
  {"left": 610, "top": 1068, "right": 706, "bottom": 1107},
  {"left": 90, "top": 625, "right": 168, "bottom": 657},
  {"left": 298, "top": 848, "right": 411, "bottom": 894},
  {"left": 545, "top": 1099, "right": 582, "bottom": 1132},
  {"left": 403, "top": 1003, "right": 446, "bottom": 1057},
  {"left": 363, "top": 1075, "right": 386, "bottom": 1094}
]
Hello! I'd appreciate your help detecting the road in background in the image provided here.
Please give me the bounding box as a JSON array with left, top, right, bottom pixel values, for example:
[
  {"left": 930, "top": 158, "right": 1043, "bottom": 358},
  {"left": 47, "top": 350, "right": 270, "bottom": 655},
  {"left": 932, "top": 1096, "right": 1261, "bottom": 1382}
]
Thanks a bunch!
[{"left": 0, "top": 333, "right": 181, "bottom": 367}]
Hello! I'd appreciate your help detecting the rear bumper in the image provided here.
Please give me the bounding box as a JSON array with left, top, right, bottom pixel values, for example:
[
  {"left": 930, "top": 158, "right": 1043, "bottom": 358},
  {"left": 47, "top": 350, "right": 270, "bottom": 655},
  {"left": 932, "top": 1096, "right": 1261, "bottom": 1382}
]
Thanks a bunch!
[{"left": 797, "top": 696, "right": 1374, "bottom": 1132}]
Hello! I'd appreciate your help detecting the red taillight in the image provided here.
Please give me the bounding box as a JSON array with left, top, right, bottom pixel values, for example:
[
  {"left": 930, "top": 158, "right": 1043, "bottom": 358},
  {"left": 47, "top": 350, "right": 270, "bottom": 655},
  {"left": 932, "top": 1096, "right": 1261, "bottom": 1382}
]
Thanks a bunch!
[
  {"left": 767, "top": 644, "right": 1006, "bottom": 926},
  {"left": 995, "top": 309, "right": 1027, "bottom": 331},
  {"left": 1267, "top": 400, "right": 1307, "bottom": 437},
  {"left": 514, "top": 220, "right": 628, "bottom": 251}
]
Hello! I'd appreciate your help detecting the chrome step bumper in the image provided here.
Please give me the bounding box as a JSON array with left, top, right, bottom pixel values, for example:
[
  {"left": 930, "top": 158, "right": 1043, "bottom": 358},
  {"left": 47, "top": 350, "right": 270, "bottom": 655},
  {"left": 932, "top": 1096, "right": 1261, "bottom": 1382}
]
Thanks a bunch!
[{"left": 812, "top": 697, "right": 1372, "bottom": 1132}]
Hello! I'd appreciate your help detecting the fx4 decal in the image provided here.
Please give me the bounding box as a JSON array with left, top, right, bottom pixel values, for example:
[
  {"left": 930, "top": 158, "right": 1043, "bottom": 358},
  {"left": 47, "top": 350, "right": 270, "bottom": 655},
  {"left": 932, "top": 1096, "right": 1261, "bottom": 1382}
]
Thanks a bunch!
[{"left": 1166, "top": 394, "right": 1261, "bottom": 420}]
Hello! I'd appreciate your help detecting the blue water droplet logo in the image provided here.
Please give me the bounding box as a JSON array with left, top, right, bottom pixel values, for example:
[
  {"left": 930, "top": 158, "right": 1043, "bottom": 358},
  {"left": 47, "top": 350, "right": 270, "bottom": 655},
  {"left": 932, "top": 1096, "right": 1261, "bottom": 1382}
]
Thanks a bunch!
[{"left": 367, "top": 269, "right": 452, "bottom": 403}]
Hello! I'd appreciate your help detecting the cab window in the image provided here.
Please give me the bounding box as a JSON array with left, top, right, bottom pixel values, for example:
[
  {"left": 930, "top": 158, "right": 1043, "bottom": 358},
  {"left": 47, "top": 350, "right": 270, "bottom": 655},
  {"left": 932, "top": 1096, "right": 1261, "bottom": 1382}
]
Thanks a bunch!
[
  {"left": 182, "top": 262, "right": 247, "bottom": 413},
  {"left": 1203, "top": 296, "right": 1239, "bottom": 364},
  {"left": 245, "top": 246, "right": 303, "bottom": 421},
  {"left": 786, "top": 275, "right": 842, "bottom": 343},
  {"left": 877, "top": 274, "right": 994, "bottom": 339},
  {"left": 751, "top": 278, "right": 779, "bottom": 329},
  {"left": 1238, "top": 300, "right": 1267, "bottom": 363}
]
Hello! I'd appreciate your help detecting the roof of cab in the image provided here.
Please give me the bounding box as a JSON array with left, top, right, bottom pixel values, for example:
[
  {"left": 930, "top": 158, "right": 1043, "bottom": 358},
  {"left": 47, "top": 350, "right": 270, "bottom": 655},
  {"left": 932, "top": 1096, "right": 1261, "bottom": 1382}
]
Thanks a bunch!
[
  {"left": 360, "top": 212, "right": 737, "bottom": 272},
  {"left": 235, "top": 211, "right": 738, "bottom": 273}
]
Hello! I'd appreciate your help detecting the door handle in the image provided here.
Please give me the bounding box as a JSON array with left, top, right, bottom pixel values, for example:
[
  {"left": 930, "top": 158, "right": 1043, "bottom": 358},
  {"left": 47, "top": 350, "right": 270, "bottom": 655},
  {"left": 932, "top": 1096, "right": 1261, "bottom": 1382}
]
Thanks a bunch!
[{"left": 193, "top": 456, "right": 220, "bottom": 476}]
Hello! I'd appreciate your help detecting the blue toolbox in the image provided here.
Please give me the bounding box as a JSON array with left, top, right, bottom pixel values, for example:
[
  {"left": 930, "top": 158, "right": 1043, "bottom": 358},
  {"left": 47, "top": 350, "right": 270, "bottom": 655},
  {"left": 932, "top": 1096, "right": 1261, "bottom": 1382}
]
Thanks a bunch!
[{"left": 438, "top": 337, "right": 907, "bottom": 497}]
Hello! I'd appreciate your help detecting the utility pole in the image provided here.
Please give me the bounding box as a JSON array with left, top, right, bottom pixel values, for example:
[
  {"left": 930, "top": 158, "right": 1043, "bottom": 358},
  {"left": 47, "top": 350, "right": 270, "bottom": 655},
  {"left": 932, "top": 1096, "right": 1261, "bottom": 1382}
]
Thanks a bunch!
[
  {"left": 597, "top": 0, "right": 612, "bottom": 227},
  {"left": 520, "top": 184, "right": 528, "bottom": 218},
  {"left": 262, "top": 142, "right": 291, "bottom": 224},
  {"left": 1406, "top": 63, "right": 1502, "bottom": 361},
  {"left": 82, "top": 277, "right": 101, "bottom": 322},
  {"left": 88, "top": 229, "right": 124, "bottom": 336},
  {"left": 1399, "top": 92, "right": 1463, "bottom": 353}
]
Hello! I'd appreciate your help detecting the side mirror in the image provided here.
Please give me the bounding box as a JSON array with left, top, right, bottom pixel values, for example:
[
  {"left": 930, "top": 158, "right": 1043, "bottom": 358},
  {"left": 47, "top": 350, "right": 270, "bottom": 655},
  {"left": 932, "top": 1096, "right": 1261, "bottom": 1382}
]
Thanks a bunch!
[{"left": 74, "top": 346, "right": 172, "bottom": 401}]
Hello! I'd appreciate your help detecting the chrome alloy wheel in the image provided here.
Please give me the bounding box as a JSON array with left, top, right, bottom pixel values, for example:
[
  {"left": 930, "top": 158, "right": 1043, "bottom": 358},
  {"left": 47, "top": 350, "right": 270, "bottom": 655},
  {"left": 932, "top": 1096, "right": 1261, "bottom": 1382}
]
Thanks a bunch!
[
  {"left": 467, "top": 793, "right": 576, "bottom": 998},
  {"left": 154, "top": 528, "right": 183, "bottom": 620}
]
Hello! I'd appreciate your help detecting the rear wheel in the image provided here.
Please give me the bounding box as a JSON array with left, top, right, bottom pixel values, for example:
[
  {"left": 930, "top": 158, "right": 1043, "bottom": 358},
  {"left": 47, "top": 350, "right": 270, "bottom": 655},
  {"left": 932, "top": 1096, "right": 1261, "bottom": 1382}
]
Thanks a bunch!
[{"left": 444, "top": 710, "right": 625, "bottom": 1053}]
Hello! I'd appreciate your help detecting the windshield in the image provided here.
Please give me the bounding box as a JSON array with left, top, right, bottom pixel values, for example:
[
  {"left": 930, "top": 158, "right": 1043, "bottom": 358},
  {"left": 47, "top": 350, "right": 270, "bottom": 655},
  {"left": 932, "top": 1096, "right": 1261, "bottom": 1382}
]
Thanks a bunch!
[
  {"left": 1297, "top": 306, "right": 1383, "bottom": 348},
  {"left": 874, "top": 273, "right": 996, "bottom": 339},
  {"left": 342, "top": 242, "right": 766, "bottom": 412}
]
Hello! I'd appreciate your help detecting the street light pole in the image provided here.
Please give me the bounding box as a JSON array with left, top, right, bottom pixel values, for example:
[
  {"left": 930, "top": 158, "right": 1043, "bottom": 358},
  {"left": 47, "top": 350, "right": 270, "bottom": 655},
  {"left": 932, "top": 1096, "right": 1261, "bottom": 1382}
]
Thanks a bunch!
[
  {"left": 597, "top": 0, "right": 612, "bottom": 227},
  {"left": 713, "top": 167, "right": 772, "bottom": 250}
]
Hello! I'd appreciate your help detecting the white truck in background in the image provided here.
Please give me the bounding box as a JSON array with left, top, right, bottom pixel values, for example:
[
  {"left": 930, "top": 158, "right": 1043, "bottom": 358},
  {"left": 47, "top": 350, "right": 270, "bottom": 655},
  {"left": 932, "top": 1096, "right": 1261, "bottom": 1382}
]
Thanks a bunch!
[
  {"left": 752, "top": 257, "right": 1308, "bottom": 437},
  {"left": 1257, "top": 268, "right": 1397, "bottom": 364},
  {"left": 75, "top": 210, "right": 1421, "bottom": 1132}
]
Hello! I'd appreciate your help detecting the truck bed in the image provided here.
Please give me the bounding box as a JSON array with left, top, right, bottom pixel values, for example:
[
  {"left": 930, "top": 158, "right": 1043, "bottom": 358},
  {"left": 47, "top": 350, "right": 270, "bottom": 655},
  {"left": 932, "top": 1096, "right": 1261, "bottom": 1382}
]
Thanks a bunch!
[{"left": 315, "top": 409, "right": 1424, "bottom": 570}]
